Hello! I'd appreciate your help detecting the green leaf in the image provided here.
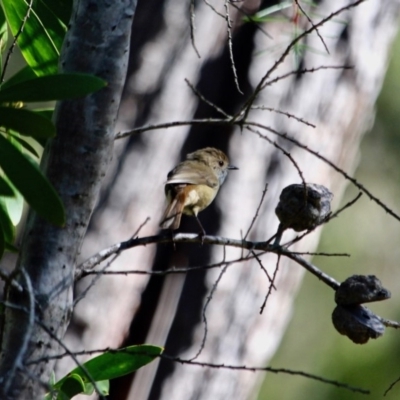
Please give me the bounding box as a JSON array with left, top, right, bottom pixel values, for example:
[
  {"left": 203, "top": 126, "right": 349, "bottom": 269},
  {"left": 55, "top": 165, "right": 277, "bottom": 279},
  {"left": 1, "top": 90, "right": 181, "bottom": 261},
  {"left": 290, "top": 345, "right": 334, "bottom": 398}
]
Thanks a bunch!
[
  {"left": 0, "top": 107, "right": 56, "bottom": 138},
  {"left": 0, "top": 176, "right": 14, "bottom": 196},
  {"left": 0, "top": 6, "right": 8, "bottom": 52},
  {"left": 7, "top": 132, "right": 41, "bottom": 158},
  {"left": 243, "top": 1, "right": 292, "bottom": 22},
  {"left": 51, "top": 377, "right": 109, "bottom": 400},
  {"left": 2, "top": 179, "right": 24, "bottom": 226},
  {"left": 41, "top": 0, "right": 73, "bottom": 27},
  {"left": 0, "top": 225, "right": 5, "bottom": 260},
  {"left": 34, "top": 108, "right": 54, "bottom": 120},
  {"left": 54, "top": 345, "right": 163, "bottom": 390},
  {"left": 0, "top": 73, "right": 107, "bottom": 103},
  {"left": 58, "top": 374, "right": 85, "bottom": 399},
  {"left": 83, "top": 380, "right": 109, "bottom": 396},
  {"left": 4, "top": 241, "right": 18, "bottom": 253},
  {"left": 1, "top": 0, "right": 63, "bottom": 76},
  {"left": 0, "top": 200, "right": 15, "bottom": 242},
  {"left": 0, "top": 135, "right": 65, "bottom": 226},
  {"left": 2, "top": 66, "right": 37, "bottom": 91}
]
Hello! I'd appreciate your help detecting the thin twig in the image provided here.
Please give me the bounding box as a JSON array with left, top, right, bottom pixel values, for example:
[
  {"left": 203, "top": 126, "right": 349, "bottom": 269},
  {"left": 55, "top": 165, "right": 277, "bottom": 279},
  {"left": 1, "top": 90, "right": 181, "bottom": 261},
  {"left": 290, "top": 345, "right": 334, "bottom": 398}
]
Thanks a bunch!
[
  {"left": 251, "top": 250, "right": 275, "bottom": 288},
  {"left": 282, "top": 193, "right": 363, "bottom": 248},
  {"left": 247, "top": 126, "right": 306, "bottom": 188},
  {"left": 228, "top": 0, "right": 272, "bottom": 39},
  {"left": 185, "top": 79, "right": 230, "bottom": 118},
  {"left": 1, "top": 0, "right": 34, "bottom": 83},
  {"left": 190, "top": 0, "right": 201, "bottom": 58},
  {"left": 260, "top": 254, "right": 280, "bottom": 314},
  {"left": 203, "top": 0, "right": 225, "bottom": 18},
  {"left": 2, "top": 269, "right": 35, "bottom": 394},
  {"left": 74, "top": 253, "right": 120, "bottom": 306},
  {"left": 131, "top": 216, "right": 151, "bottom": 238},
  {"left": 2, "top": 302, "right": 106, "bottom": 399},
  {"left": 190, "top": 263, "right": 230, "bottom": 361},
  {"left": 260, "top": 65, "right": 353, "bottom": 92},
  {"left": 325, "top": 192, "right": 363, "bottom": 222},
  {"left": 238, "top": 0, "right": 366, "bottom": 121},
  {"left": 294, "top": 0, "right": 329, "bottom": 54},
  {"left": 26, "top": 347, "right": 370, "bottom": 394},
  {"left": 250, "top": 105, "right": 316, "bottom": 128},
  {"left": 246, "top": 122, "right": 400, "bottom": 222},
  {"left": 289, "top": 251, "right": 350, "bottom": 257},
  {"left": 115, "top": 118, "right": 231, "bottom": 139},
  {"left": 76, "top": 232, "right": 340, "bottom": 290},
  {"left": 224, "top": 0, "right": 243, "bottom": 94},
  {"left": 161, "top": 354, "right": 370, "bottom": 394},
  {"left": 79, "top": 252, "right": 269, "bottom": 280},
  {"left": 244, "top": 183, "right": 269, "bottom": 240},
  {"left": 0, "top": 268, "right": 23, "bottom": 292}
]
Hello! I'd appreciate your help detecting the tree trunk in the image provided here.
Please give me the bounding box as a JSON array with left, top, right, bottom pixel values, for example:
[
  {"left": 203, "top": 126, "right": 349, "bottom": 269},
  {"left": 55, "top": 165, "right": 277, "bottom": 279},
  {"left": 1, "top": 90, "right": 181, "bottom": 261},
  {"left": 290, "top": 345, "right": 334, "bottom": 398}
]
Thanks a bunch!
[
  {"left": 0, "top": 1, "right": 136, "bottom": 398},
  {"left": 59, "top": 0, "right": 400, "bottom": 399}
]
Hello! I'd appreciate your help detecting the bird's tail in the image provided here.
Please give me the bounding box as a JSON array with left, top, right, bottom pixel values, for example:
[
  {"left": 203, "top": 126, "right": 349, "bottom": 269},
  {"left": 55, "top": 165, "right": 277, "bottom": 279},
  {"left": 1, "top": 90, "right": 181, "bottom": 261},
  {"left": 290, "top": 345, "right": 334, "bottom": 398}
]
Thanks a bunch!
[{"left": 160, "top": 192, "right": 185, "bottom": 230}]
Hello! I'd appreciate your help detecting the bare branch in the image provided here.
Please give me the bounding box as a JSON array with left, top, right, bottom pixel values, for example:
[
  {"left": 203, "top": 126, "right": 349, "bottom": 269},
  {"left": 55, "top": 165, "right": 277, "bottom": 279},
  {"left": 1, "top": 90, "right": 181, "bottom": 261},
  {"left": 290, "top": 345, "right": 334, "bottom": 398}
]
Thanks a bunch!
[
  {"left": 260, "top": 255, "right": 280, "bottom": 314},
  {"left": 77, "top": 232, "right": 340, "bottom": 289},
  {"left": 190, "top": 263, "right": 230, "bottom": 361},
  {"left": 250, "top": 105, "right": 316, "bottom": 128},
  {"left": 1, "top": 269, "right": 35, "bottom": 394},
  {"left": 238, "top": 0, "right": 366, "bottom": 121},
  {"left": 190, "top": 0, "right": 201, "bottom": 58},
  {"left": 224, "top": 1, "right": 243, "bottom": 94},
  {"left": 246, "top": 123, "right": 400, "bottom": 222},
  {"left": 294, "top": 0, "right": 330, "bottom": 55},
  {"left": 160, "top": 354, "right": 370, "bottom": 394},
  {"left": 1, "top": 0, "right": 35, "bottom": 83},
  {"left": 185, "top": 79, "right": 230, "bottom": 118},
  {"left": 247, "top": 126, "right": 306, "bottom": 187},
  {"left": 244, "top": 183, "right": 268, "bottom": 240}
]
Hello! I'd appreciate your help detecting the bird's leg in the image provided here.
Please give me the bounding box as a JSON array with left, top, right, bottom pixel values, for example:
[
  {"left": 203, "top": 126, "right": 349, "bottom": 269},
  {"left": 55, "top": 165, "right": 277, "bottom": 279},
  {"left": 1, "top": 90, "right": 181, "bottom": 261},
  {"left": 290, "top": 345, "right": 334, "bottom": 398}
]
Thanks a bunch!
[
  {"left": 271, "top": 223, "right": 285, "bottom": 248},
  {"left": 171, "top": 229, "right": 176, "bottom": 251},
  {"left": 194, "top": 216, "right": 206, "bottom": 244}
]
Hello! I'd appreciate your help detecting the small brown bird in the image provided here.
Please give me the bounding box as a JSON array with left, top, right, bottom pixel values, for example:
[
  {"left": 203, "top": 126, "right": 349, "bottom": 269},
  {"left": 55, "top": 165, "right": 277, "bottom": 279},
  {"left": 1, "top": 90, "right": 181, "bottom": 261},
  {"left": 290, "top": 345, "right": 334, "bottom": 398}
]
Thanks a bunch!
[{"left": 160, "top": 147, "right": 238, "bottom": 234}]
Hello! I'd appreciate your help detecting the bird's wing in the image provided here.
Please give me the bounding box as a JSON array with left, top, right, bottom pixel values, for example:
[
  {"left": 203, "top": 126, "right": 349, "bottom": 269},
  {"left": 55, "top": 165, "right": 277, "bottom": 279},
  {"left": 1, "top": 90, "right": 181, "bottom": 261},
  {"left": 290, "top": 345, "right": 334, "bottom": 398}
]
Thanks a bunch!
[{"left": 166, "top": 162, "right": 218, "bottom": 188}]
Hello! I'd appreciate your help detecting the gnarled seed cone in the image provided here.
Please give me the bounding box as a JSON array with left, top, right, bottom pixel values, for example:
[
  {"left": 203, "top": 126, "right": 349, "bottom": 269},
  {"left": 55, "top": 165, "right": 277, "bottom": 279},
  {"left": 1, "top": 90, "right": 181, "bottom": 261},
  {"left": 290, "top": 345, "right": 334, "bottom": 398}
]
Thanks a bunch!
[
  {"left": 275, "top": 183, "right": 333, "bottom": 232},
  {"left": 332, "top": 304, "right": 385, "bottom": 344},
  {"left": 335, "top": 275, "right": 391, "bottom": 306}
]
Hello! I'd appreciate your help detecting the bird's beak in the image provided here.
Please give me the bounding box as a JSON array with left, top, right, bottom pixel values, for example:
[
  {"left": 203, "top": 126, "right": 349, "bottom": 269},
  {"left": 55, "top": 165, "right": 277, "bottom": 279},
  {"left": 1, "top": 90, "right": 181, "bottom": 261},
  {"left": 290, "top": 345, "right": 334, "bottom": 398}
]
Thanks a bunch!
[{"left": 228, "top": 165, "right": 239, "bottom": 170}]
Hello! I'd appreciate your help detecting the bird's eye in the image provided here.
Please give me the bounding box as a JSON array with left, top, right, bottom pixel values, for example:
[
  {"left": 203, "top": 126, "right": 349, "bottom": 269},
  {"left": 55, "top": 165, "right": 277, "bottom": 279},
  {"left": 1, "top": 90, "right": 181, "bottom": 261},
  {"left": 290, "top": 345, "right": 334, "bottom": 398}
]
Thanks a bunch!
[{"left": 218, "top": 160, "right": 224, "bottom": 167}]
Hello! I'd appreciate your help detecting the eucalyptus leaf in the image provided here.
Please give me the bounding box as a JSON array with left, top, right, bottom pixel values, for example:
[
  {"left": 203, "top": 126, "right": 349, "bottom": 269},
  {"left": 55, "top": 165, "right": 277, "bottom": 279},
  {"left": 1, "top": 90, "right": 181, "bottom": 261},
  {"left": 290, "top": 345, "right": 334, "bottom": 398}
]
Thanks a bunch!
[
  {"left": 5, "top": 242, "right": 19, "bottom": 253},
  {"left": 6, "top": 133, "right": 41, "bottom": 158},
  {"left": 0, "top": 176, "right": 14, "bottom": 196},
  {"left": 58, "top": 374, "right": 85, "bottom": 399},
  {"left": 0, "top": 224, "right": 4, "bottom": 259},
  {"left": 41, "top": 0, "right": 73, "bottom": 27},
  {"left": 54, "top": 345, "right": 163, "bottom": 390},
  {"left": 1, "top": 180, "right": 24, "bottom": 226},
  {"left": 0, "top": 135, "right": 65, "bottom": 226},
  {"left": 0, "top": 107, "right": 55, "bottom": 138},
  {"left": 0, "top": 6, "right": 8, "bottom": 53},
  {"left": 0, "top": 74, "right": 106, "bottom": 103},
  {"left": 1, "top": 0, "right": 61, "bottom": 75},
  {"left": 1, "top": 66, "right": 37, "bottom": 91},
  {"left": 0, "top": 200, "right": 15, "bottom": 242}
]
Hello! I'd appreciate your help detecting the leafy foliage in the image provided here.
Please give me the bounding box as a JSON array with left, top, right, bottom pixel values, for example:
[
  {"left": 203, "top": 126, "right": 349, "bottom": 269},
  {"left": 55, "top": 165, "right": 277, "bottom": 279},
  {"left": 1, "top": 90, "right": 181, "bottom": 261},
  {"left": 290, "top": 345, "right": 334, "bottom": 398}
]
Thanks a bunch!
[
  {"left": 0, "top": 0, "right": 105, "bottom": 257},
  {"left": 45, "top": 345, "right": 163, "bottom": 400}
]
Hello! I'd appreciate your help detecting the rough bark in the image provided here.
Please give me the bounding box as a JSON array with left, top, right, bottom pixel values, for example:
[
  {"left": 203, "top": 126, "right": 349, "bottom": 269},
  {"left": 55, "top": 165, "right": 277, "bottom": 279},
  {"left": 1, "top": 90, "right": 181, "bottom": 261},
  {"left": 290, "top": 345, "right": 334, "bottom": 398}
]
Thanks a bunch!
[
  {"left": 58, "top": 0, "right": 400, "bottom": 399},
  {"left": 0, "top": 1, "right": 136, "bottom": 398}
]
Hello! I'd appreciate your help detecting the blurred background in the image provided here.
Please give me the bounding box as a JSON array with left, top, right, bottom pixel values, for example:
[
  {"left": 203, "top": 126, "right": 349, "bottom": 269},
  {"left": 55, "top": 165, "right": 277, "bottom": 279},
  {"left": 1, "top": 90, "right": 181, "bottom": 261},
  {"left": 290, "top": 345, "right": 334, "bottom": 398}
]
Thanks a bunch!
[
  {"left": 257, "top": 29, "right": 400, "bottom": 400},
  {"left": 3, "top": 1, "right": 399, "bottom": 399}
]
